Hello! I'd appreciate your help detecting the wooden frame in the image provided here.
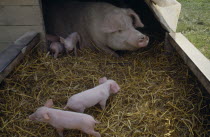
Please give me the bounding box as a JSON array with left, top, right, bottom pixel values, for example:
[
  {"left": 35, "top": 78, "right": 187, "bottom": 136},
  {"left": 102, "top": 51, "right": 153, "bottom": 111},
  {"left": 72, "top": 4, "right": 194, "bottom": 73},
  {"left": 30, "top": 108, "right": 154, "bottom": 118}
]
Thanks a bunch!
[
  {"left": 168, "top": 33, "right": 210, "bottom": 93},
  {"left": 0, "top": 0, "right": 45, "bottom": 52},
  {"left": 0, "top": 32, "right": 40, "bottom": 83}
]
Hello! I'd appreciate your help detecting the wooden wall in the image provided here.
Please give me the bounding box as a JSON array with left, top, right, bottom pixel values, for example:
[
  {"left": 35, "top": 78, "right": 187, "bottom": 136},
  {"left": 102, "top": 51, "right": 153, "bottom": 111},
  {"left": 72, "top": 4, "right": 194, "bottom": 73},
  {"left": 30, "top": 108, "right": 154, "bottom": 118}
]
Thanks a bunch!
[{"left": 0, "top": 0, "right": 45, "bottom": 52}]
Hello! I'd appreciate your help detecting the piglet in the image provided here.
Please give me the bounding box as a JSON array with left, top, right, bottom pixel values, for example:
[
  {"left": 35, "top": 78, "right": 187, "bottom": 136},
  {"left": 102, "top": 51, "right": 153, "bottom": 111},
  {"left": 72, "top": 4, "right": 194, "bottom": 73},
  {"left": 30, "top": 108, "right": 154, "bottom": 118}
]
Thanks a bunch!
[
  {"left": 46, "top": 34, "right": 60, "bottom": 49},
  {"left": 49, "top": 42, "right": 65, "bottom": 58},
  {"left": 60, "top": 32, "right": 81, "bottom": 56},
  {"left": 29, "top": 99, "right": 101, "bottom": 137},
  {"left": 64, "top": 77, "right": 120, "bottom": 112}
]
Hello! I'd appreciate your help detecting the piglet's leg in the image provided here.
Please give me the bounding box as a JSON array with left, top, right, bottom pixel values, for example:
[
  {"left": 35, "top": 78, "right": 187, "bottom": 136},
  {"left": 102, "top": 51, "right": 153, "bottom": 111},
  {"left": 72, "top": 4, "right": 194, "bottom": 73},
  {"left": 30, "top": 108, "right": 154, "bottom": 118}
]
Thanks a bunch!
[
  {"left": 54, "top": 52, "right": 59, "bottom": 59},
  {"left": 74, "top": 47, "right": 77, "bottom": 56},
  {"left": 99, "top": 100, "right": 107, "bottom": 110},
  {"left": 89, "top": 130, "right": 101, "bottom": 137},
  {"left": 83, "top": 129, "right": 101, "bottom": 137},
  {"left": 56, "top": 128, "right": 64, "bottom": 137}
]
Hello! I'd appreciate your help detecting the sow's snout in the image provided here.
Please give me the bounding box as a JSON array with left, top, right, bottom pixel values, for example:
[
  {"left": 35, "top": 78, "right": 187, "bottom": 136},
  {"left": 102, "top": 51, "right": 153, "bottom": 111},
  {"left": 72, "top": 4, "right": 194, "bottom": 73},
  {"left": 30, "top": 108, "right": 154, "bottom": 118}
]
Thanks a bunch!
[{"left": 137, "top": 35, "right": 149, "bottom": 48}]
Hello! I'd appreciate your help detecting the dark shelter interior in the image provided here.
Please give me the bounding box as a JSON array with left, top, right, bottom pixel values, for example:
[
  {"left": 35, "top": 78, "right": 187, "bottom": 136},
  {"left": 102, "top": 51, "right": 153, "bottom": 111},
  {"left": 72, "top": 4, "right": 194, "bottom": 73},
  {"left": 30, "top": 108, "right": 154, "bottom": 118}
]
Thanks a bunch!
[{"left": 41, "top": 0, "right": 166, "bottom": 48}]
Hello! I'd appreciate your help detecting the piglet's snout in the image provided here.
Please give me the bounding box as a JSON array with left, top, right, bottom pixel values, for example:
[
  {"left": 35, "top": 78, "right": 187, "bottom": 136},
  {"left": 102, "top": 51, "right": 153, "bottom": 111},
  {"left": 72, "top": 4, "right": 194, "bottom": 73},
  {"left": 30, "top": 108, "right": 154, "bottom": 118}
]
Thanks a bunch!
[
  {"left": 29, "top": 115, "right": 35, "bottom": 120},
  {"left": 138, "top": 35, "right": 149, "bottom": 47}
]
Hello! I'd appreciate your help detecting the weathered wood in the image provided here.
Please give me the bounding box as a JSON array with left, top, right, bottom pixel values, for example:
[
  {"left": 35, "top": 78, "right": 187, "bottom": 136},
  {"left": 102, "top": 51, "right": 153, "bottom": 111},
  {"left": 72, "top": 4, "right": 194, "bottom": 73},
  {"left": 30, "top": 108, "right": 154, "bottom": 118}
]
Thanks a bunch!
[
  {"left": 169, "top": 32, "right": 210, "bottom": 93},
  {"left": 0, "top": 0, "right": 39, "bottom": 5},
  {"left": 0, "top": 26, "right": 43, "bottom": 43},
  {"left": 0, "top": 42, "right": 12, "bottom": 52},
  {"left": 0, "top": 32, "right": 40, "bottom": 83},
  {"left": 0, "top": 6, "right": 42, "bottom": 25}
]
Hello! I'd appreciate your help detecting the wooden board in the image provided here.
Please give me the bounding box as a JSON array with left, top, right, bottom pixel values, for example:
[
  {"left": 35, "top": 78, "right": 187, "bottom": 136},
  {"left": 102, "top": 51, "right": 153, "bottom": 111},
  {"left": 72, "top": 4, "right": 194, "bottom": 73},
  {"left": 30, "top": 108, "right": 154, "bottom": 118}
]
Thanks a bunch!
[
  {"left": 0, "top": 0, "right": 39, "bottom": 5},
  {"left": 0, "top": 42, "right": 12, "bottom": 53},
  {"left": 0, "top": 26, "right": 43, "bottom": 43},
  {"left": 0, "top": 32, "right": 40, "bottom": 83},
  {"left": 0, "top": 6, "right": 42, "bottom": 25},
  {"left": 169, "top": 32, "right": 210, "bottom": 93}
]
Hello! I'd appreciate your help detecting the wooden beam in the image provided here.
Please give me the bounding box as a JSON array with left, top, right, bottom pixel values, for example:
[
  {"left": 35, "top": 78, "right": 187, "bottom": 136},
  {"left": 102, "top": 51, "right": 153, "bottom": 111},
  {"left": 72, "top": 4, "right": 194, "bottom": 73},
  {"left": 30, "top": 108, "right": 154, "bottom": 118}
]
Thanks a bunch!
[
  {"left": 0, "top": 0, "right": 39, "bottom": 5},
  {"left": 0, "top": 32, "right": 40, "bottom": 83},
  {"left": 0, "top": 42, "right": 12, "bottom": 52},
  {"left": 168, "top": 32, "right": 210, "bottom": 93},
  {"left": 0, "top": 26, "right": 43, "bottom": 43}
]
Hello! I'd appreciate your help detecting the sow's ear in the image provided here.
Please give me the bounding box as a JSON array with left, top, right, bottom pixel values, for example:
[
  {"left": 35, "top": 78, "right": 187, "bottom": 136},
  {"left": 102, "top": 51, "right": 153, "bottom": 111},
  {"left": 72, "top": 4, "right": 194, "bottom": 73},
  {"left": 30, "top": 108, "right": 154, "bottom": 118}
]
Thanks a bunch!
[
  {"left": 44, "top": 99, "right": 53, "bottom": 108},
  {"left": 101, "top": 10, "right": 124, "bottom": 33},
  {"left": 126, "top": 9, "right": 144, "bottom": 28}
]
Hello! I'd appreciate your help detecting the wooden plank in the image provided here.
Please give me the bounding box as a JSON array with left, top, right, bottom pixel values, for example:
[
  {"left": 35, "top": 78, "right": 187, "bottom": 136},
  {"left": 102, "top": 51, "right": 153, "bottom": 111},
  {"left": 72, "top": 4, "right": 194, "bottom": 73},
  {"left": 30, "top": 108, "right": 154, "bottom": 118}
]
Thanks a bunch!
[
  {"left": 0, "top": 6, "right": 42, "bottom": 25},
  {"left": 0, "top": 25, "right": 43, "bottom": 43},
  {"left": 0, "top": 32, "right": 40, "bottom": 83},
  {"left": 0, "top": 0, "right": 39, "bottom": 5},
  {"left": 169, "top": 32, "right": 210, "bottom": 93},
  {"left": 0, "top": 42, "right": 12, "bottom": 53}
]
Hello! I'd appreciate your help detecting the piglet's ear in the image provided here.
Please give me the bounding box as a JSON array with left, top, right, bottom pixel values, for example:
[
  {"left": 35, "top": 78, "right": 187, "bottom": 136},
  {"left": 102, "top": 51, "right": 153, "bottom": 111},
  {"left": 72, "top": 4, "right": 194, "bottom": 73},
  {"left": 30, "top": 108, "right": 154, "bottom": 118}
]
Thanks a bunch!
[
  {"left": 60, "top": 37, "right": 65, "bottom": 44},
  {"left": 126, "top": 9, "right": 144, "bottom": 28},
  {"left": 99, "top": 77, "right": 108, "bottom": 84},
  {"left": 43, "top": 113, "right": 50, "bottom": 120},
  {"left": 44, "top": 99, "right": 53, "bottom": 108}
]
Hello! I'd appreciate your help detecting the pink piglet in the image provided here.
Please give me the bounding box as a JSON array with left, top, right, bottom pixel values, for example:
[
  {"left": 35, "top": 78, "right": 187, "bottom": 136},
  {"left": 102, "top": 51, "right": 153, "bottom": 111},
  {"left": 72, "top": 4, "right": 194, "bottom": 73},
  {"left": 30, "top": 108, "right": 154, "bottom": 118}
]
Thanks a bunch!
[
  {"left": 60, "top": 32, "right": 81, "bottom": 56},
  {"left": 29, "top": 99, "right": 101, "bottom": 137},
  {"left": 49, "top": 42, "right": 65, "bottom": 58},
  {"left": 64, "top": 77, "right": 120, "bottom": 112}
]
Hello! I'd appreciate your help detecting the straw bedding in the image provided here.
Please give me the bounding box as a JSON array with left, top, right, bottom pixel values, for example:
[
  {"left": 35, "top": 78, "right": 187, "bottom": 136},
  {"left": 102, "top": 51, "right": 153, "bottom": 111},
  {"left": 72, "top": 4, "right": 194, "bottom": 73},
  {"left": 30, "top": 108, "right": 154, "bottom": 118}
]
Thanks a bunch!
[{"left": 0, "top": 41, "right": 209, "bottom": 137}]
